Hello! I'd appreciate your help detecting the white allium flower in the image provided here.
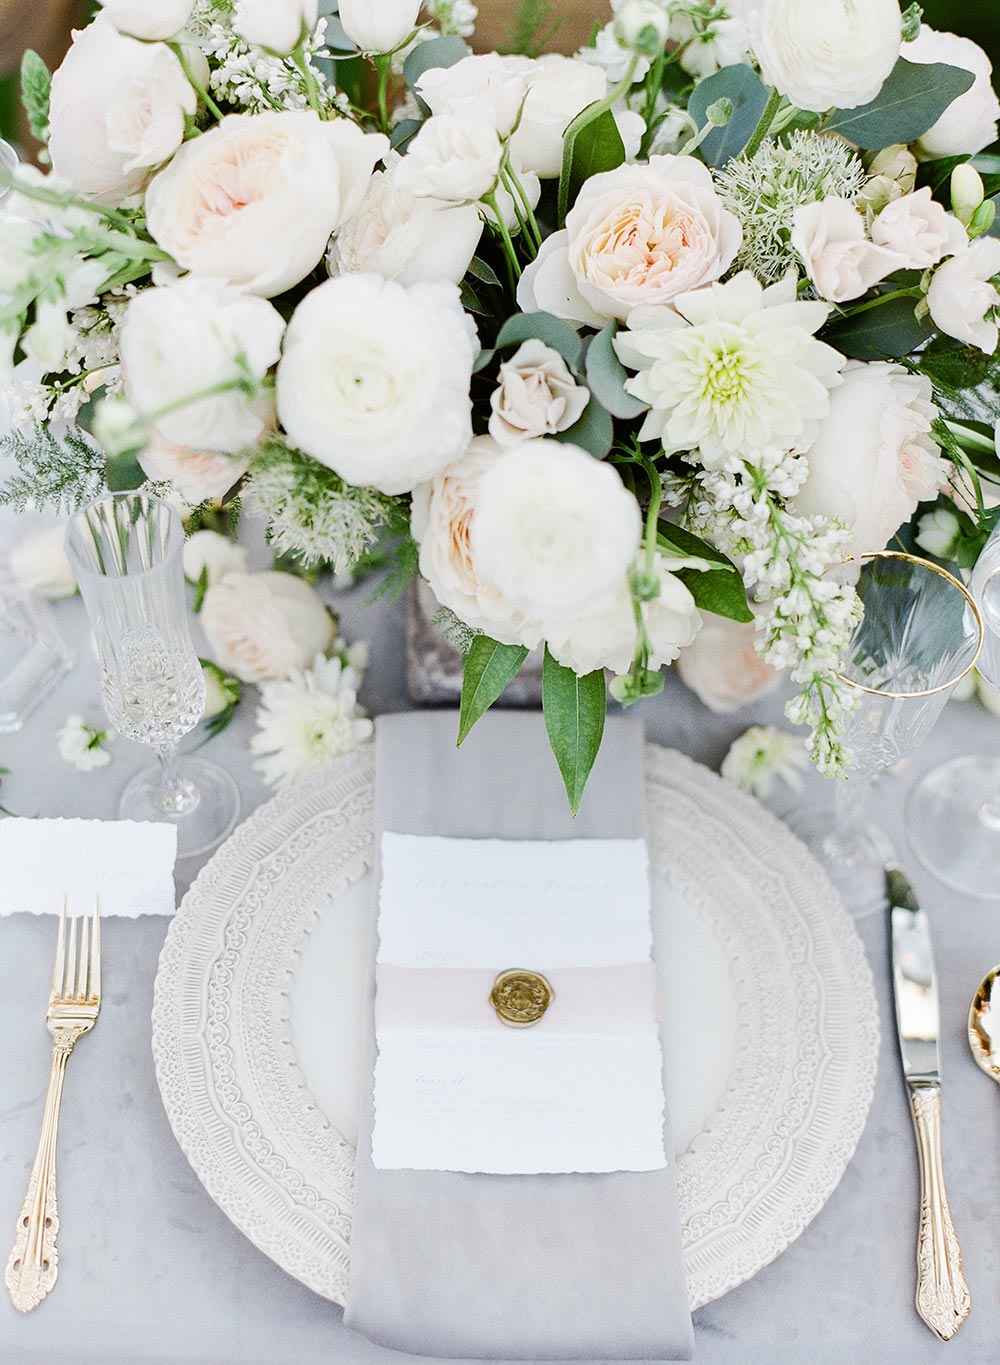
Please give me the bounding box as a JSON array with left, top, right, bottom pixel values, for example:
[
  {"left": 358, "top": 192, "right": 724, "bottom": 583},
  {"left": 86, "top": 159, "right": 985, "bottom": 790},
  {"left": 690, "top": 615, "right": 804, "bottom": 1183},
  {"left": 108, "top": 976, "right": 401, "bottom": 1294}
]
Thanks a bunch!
[
  {"left": 615, "top": 271, "right": 844, "bottom": 466},
  {"left": 721, "top": 724, "right": 809, "bottom": 798},
  {"left": 56, "top": 715, "right": 113, "bottom": 772},
  {"left": 251, "top": 653, "right": 373, "bottom": 791}
]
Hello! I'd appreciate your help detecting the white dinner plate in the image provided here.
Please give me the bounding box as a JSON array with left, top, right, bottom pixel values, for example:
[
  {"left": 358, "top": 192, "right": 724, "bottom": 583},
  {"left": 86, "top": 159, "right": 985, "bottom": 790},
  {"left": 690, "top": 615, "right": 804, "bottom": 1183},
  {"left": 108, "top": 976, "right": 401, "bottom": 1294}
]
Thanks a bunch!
[{"left": 152, "top": 744, "right": 878, "bottom": 1311}]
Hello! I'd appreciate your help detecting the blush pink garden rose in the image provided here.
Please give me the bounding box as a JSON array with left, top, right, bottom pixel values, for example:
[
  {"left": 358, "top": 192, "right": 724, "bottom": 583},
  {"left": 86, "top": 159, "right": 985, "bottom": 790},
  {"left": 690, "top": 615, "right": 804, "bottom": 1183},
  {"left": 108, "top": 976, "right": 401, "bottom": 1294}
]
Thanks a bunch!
[
  {"left": 791, "top": 197, "right": 902, "bottom": 303},
  {"left": 488, "top": 339, "right": 590, "bottom": 446},
  {"left": 676, "top": 614, "right": 780, "bottom": 713},
  {"left": 516, "top": 155, "right": 742, "bottom": 326},
  {"left": 927, "top": 236, "right": 1000, "bottom": 353},
  {"left": 137, "top": 434, "right": 253, "bottom": 504},
  {"left": 200, "top": 570, "right": 334, "bottom": 682}
]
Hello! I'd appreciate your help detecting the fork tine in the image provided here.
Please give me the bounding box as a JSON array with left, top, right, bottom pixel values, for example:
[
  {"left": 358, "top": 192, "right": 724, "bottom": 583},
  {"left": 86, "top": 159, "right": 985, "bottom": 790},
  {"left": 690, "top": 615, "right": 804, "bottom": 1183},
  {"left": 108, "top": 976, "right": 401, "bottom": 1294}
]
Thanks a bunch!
[
  {"left": 76, "top": 909, "right": 89, "bottom": 1002},
  {"left": 63, "top": 914, "right": 77, "bottom": 1002},
  {"left": 90, "top": 897, "right": 101, "bottom": 1003},
  {"left": 50, "top": 896, "right": 67, "bottom": 999}
]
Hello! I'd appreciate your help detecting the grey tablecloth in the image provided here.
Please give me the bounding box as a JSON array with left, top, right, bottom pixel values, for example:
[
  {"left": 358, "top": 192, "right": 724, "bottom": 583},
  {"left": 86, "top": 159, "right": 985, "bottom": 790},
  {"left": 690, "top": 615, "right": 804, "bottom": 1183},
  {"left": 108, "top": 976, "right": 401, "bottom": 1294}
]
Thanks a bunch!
[{"left": 2, "top": 549, "right": 1000, "bottom": 1365}]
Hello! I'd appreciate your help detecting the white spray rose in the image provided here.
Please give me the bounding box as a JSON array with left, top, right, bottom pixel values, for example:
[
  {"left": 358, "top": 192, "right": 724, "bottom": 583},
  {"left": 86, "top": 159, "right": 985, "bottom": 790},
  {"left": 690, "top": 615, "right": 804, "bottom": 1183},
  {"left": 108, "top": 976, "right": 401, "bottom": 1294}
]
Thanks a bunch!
[
  {"left": 471, "top": 440, "right": 641, "bottom": 623},
  {"left": 277, "top": 274, "right": 478, "bottom": 495},
  {"left": 791, "top": 197, "right": 902, "bottom": 303},
  {"left": 183, "top": 530, "right": 249, "bottom": 587},
  {"left": 8, "top": 526, "right": 77, "bottom": 599},
  {"left": 676, "top": 613, "right": 780, "bottom": 713},
  {"left": 338, "top": 0, "right": 422, "bottom": 53},
  {"left": 393, "top": 114, "right": 503, "bottom": 203},
  {"left": 416, "top": 54, "right": 530, "bottom": 138},
  {"left": 870, "top": 187, "right": 968, "bottom": 269},
  {"left": 512, "top": 55, "right": 644, "bottom": 179},
  {"left": 330, "top": 171, "right": 483, "bottom": 286},
  {"left": 518, "top": 155, "right": 742, "bottom": 327},
  {"left": 120, "top": 277, "right": 285, "bottom": 455},
  {"left": 201, "top": 571, "right": 334, "bottom": 683},
  {"left": 49, "top": 17, "right": 204, "bottom": 207},
  {"left": 904, "top": 28, "right": 1000, "bottom": 158},
  {"left": 138, "top": 435, "right": 253, "bottom": 504},
  {"left": 927, "top": 237, "right": 1000, "bottom": 354},
  {"left": 98, "top": 0, "right": 194, "bottom": 40},
  {"left": 234, "top": 0, "right": 318, "bottom": 53},
  {"left": 747, "top": 0, "right": 901, "bottom": 113},
  {"left": 488, "top": 339, "right": 589, "bottom": 446},
  {"left": 145, "top": 112, "right": 388, "bottom": 298},
  {"left": 615, "top": 0, "right": 671, "bottom": 56},
  {"left": 794, "top": 361, "right": 947, "bottom": 560}
]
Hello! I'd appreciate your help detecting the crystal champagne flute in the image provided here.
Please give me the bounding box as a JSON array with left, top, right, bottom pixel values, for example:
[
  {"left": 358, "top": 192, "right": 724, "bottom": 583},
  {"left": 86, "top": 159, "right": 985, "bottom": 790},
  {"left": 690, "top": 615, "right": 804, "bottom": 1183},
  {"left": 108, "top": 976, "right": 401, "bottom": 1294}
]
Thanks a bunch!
[{"left": 65, "top": 493, "right": 239, "bottom": 858}]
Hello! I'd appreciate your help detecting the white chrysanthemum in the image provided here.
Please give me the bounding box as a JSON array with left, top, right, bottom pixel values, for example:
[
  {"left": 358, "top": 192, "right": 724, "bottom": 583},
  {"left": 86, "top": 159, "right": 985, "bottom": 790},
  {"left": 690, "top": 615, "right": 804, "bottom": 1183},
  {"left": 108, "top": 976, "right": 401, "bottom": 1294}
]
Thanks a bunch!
[
  {"left": 721, "top": 724, "right": 809, "bottom": 798},
  {"left": 614, "top": 271, "right": 845, "bottom": 467},
  {"left": 56, "top": 714, "right": 113, "bottom": 772},
  {"left": 250, "top": 653, "right": 373, "bottom": 791}
]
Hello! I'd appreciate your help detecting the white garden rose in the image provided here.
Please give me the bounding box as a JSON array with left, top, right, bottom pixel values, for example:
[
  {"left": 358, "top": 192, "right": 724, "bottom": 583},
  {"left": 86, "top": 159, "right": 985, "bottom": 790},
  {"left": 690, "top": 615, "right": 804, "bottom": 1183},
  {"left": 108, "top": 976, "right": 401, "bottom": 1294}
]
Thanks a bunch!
[
  {"left": 234, "top": 0, "right": 319, "bottom": 53},
  {"left": 138, "top": 434, "right": 253, "bottom": 503},
  {"left": 488, "top": 339, "right": 590, "bottom": 446},
  {"left": 791, "top": 197, "right": 902, "bottom": 303},
  {"left": 49, "top": 16, "right": 204, "bottom": 206},
  {"left": 510, "top": 54, "right": 645, "bottom": 179},
  {"left": 927, "top": 237, "right": 1000, "bottom": 354},
  {"left": 517, "top": 156, "right": 742, "bottom": 326},
  {"left": 99, "top": 0, "right": 194, "bottom": 40},
  {"left": 747, "top": 0, "right": 901, "bottom": 113},
  {"left": 338, "top": 0, "right": 422, "bottom": 53},
  {"left": 411, "top": 436, "right": 541, "bottom": 647},
  {"left": 330, "top": 172, "right": 483, "bottom": 285},
  {"left": 904, "top": 28, "right": 1000, "bottom": 158},
  {"left": 120, "top": 277, "right": 285, "bottom": 454},
  {"left": 676, "top": 614, "right": 780, "bottom": 713},
  {"left": 277, "top": 274, "right": 478, "bottom": 495},
  {"left": 201, "top": 571, "right": 334, "bottom": 682},
  {"left": 145, "top": 112, "right": 389, "bottom": 297},
  {"left": 870, "top": 187, "right": 968, "bottom": 269},
  {"left": 794, "top": 361, "right": 947, "bottom": 560},
  {"left": 416, "top": 55, "right": 530, "bottom": 138},
  {"left": 471, "top": 440, "right": 641, "bottom": 622},
  {"left": 182, "top": 530, "right": 249, "bottom": 587},
  {"left": 392, "top": 114, "right": 503, "bottom": 204},
  {"left": 9, "top": 526, "right": 77, "bottom": 599}
]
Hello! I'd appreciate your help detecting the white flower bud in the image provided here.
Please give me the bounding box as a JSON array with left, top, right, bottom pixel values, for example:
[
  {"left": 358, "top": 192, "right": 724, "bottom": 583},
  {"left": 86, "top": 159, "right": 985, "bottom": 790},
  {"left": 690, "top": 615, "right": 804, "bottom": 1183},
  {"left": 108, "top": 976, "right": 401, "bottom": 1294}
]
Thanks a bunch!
[
  {"left": 951, "top": 163, "right": 985, "bottom": 226},
  {"left": 614, "top": 0, "right": 670, "bottom": 58}
]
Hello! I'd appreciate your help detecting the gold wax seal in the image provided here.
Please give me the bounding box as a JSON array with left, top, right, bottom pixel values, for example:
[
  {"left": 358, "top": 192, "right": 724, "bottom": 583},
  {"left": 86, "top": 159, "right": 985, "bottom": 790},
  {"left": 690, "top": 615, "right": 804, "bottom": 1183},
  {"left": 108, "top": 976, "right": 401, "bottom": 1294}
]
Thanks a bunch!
[{"left": 490, "top": 969, "right": 554, "bottom": 1028}]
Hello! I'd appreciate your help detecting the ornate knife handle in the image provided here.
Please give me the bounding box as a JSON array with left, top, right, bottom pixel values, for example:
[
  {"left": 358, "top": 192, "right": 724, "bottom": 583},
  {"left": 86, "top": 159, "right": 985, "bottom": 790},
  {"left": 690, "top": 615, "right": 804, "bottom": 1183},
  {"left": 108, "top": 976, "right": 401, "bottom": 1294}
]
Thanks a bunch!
[
  {"left": 5, "top": 1030, "right": 82, "bottom": 1314},
  {"left": 909, "top": 1086, "right": 971, "bottom": 1341}
]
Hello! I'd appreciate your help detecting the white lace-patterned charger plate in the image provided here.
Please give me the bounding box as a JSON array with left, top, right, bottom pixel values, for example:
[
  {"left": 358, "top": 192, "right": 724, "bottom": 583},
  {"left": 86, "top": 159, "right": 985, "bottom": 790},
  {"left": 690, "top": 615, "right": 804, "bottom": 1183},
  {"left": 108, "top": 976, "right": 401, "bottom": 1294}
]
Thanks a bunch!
[{"left": 151, "top": 744, "right": 879, "bottom": 1312}]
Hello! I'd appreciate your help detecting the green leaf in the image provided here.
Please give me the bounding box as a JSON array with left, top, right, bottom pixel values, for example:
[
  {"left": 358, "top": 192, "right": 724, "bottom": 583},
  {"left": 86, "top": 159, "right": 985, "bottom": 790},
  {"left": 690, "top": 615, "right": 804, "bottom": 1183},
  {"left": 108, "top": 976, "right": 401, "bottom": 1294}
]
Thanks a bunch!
[
  {"left": 826, "top": 58, "right": 975, "bottom": 150},
  {"left": 20, "top": 50, "right": 50, "bottom": 144},
  {"left": 687, "top": 63, "right": 770, "bottom": 167},
  {"left": 459, "top": 280, "right": 489, "bottom": 315},
  {"left": 105, "top": 452, "right": 144, "bottom": 492},
  {"left": 542, "top": 647, "right": 606, "bottom": 815},
  {"left": 403, "top": 35, "right": 469, "bottom": 108},
  {"left": 823, "top": 294, "right": 933, "bottom": 360},
  {"left": 467, "top": 255, "right": 502, "bottom": 288},
  {"left": 554, "top": 394, "right": 613, "bottom": 457},
  {"left": 559, "top": 105, "right": 625, "bottom": 222},
  {"left": 656, "top": 521, "right": 753, "bottom": 622},
  {"left": 585, "top": 325, "right": 647, "bottom": 419},
  {"left": 458, "top": 636, "right": 529, "bottom": 745},
  {"left": 495, "top": 311, "right": 583, "bottom": 367},
  {"left": 390, "top": 117, "right": 421, "bottom": 152},
  {"left": 917, "top": 334, "right": 1000, "bottom": 424}
]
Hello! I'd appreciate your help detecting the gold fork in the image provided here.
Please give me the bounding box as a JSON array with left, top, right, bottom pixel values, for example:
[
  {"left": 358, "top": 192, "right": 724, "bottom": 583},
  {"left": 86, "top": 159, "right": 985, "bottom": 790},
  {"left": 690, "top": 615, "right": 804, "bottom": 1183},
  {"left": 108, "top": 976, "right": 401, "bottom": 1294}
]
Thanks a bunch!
[{"left": 5, "top": 897, "right": 101, "bottom": 1314}]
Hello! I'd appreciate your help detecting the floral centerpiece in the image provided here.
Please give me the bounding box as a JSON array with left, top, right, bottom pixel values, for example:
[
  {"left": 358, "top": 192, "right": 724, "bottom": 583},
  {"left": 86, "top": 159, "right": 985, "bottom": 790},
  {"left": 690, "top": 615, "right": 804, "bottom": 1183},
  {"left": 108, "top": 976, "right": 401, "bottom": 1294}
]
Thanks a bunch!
[{"left": 2, "top": 0, "right": 999, "bottom": 808}]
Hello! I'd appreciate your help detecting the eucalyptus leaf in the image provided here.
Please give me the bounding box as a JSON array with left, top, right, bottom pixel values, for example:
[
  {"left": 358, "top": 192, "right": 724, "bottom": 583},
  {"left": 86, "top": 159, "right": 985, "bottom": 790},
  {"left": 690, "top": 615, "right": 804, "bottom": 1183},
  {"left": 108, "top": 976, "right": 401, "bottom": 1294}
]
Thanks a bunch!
[
  {"left": 657, "top": 521, "right": 753, "bottom": 622},
  {"left": 458, "top": 636, "right": 529, "bottom": 745},
  {"left": 403, "top": 35, "right": 469, "bottom": 109},
  {"left": 823, "top": 294, "right": 933, "bottom": 360},
  {"left": 495, "top": 311, "right": 584, "bottom": 367},
  {"left": 585, "top": 325, "right": 648, "bottom": 419},
  {"left": 390, "top": 118, "right": 421, "bottom": 152},
  {"left": 826, "top": 59, "right": 975, "bottom": 150},
  {"left": 473, "top": 347, "right": 495, "bottom": 374},
  {"left": 554, "top": 394, "right": 614, "bottom": 457},
  {"left": 687, "top": 64, "right": 770, "bottom": 166},
  {"left": 542, "top": 647, "right": 606, "bottom": 815}
]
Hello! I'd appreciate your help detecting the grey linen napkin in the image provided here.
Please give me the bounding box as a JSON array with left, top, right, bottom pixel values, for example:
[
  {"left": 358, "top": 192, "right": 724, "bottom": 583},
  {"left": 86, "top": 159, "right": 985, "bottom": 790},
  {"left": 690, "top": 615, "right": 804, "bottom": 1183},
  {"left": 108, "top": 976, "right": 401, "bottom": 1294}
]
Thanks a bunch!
[{"left": 344, "top": 710, "right": 694, "bottom": 1362}]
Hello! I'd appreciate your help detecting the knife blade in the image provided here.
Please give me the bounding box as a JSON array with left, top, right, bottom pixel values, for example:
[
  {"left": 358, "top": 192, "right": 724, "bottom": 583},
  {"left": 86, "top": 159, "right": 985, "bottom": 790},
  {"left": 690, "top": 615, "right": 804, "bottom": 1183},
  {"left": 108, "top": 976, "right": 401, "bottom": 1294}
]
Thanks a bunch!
[{"left": 888, "top": 865, "right": 970, "bottom": 1341}]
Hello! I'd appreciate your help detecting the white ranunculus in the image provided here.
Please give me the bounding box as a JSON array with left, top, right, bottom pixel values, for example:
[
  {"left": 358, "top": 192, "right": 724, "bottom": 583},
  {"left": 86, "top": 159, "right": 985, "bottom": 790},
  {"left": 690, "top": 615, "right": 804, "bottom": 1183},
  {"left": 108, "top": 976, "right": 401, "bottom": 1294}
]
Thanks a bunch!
[
  {"left": 201, "top": 571, "right": 334, "bottom": 682},
  {"left": 234, "top": 0, "right": 318, "bottom": 53},
  {"left": 927, "top": 237, "right": 1000, "bottom": 354},
  {"left": 511, "top": 54, "right": 642, "bottom": 179},
  {"left": 471, "top": 440, "right": 641, "bottom": 622},
  {"left": 138, "top": 434, "right": 253, "bottom": 503},
  {"left": 791, "top": 197, "right": 902, "bottom": 303},
  {"left": 277, "top": 274, "right": 478, "bottom": 496},
  {"left": 676, "top": 613, "right": 780, "bottom": 713},
  {"left": 49, "top": 17, "right": 204, "bottom": 207},
  {"left": 8, "top": 526, "right": 77, "bottom": 599},
  {"left": 99, "top": 0, "right": 194, "bottom": 40},
  {"left": 338, "top": 0, "right": 422, "bottom": 53},
  {"left": 392, "top": 114, "right": 503, "bottom": 203},
  {"left": 120, "top": 277, "right": 285, "bottom": 454},
  {"left": 330, "top": 171, "right": 483, "bottom": 285},
  {"left": 183, "top": 530, "right": 249, "bottom": 587},
  {"left": 904, "top": 28, "right": 1000, "bottom": 158},
  {"left": 145, "top": 112, "right": 388, "bottom": 297},
  {"left": 411, "top": 436, "right": 541, "bottom": 648},
  {"left": 416, "top": 54, "right": 530, "bottom": 138},
  {"left": 870, "top": 187, "right": 968, "bottom": 269},
  {"left": 748, "top": 0, "right": 900, "bottom": 113},
  {"left": 488, "top": 339, "right": 590, "bottom": 446},
  {"left": 517, "top": 155, "right": 742, "bottom": 326},
  {"left": 794, "top": 361, "right": 947, "bottom": 559}
]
